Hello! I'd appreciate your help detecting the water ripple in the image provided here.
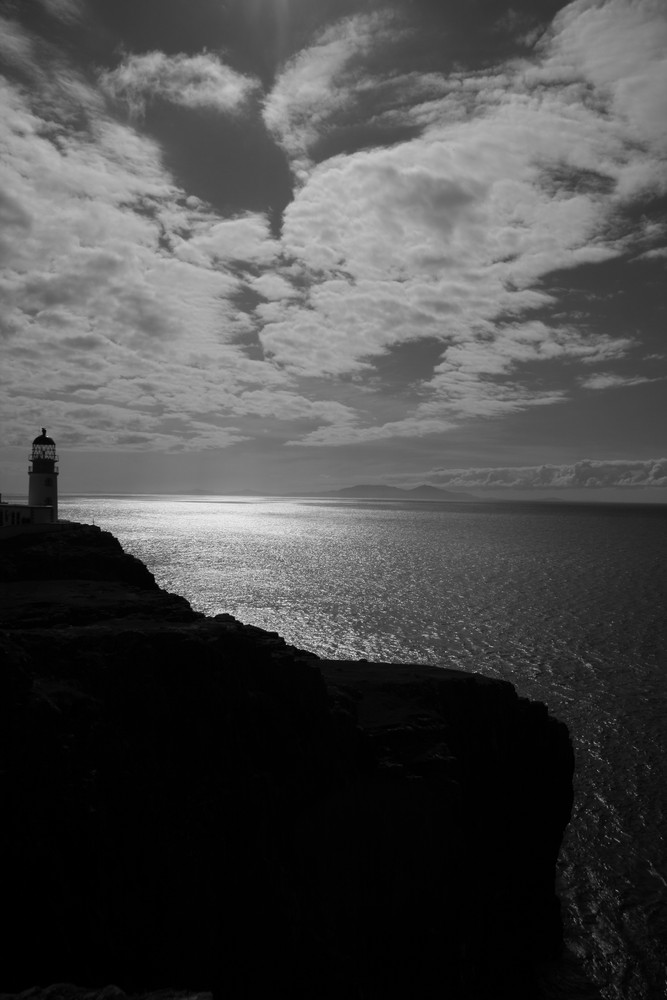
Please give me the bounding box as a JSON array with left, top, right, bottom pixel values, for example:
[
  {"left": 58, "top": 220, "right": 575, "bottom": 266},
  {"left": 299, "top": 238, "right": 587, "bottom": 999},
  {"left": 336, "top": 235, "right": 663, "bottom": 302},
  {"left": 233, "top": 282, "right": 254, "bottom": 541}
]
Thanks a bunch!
[{"left": 60, "top": 496, "right": 667, "bottom": 1000}]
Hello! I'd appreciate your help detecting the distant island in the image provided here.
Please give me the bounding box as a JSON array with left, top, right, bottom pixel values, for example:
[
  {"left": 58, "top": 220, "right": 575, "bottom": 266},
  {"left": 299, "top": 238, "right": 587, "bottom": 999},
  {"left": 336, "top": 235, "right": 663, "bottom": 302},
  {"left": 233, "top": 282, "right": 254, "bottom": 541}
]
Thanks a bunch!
[{"left": 316, "top": 483, "right": 477, "bottom": 500}]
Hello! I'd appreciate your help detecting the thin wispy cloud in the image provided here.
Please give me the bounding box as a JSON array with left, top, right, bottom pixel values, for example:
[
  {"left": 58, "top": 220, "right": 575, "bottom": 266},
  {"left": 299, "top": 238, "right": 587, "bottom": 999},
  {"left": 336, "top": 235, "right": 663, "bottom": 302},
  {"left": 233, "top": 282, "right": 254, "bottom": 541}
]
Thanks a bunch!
[
  {"left": 580, "top": 372, "right": 663, "bottom": 390},
  {"left": 101, "top": 52, "right": 260, "bottom": 117},
  {"left": 0, "top": 16, "right": 36, "bottom": 75}
]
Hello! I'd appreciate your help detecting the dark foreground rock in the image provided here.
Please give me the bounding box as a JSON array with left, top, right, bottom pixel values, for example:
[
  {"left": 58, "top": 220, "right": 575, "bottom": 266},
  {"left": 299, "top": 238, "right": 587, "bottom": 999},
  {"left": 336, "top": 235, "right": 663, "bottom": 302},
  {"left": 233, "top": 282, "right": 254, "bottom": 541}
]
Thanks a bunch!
[{"left": 0, "top": 524, "right": 574, "bottom": 999}]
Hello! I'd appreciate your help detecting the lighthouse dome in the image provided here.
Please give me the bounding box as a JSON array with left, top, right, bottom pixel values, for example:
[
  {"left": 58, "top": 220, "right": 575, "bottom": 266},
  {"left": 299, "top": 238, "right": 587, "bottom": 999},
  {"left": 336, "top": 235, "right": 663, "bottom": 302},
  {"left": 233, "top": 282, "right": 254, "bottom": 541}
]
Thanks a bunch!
[{"left": 33, "top": 428, "right": 55, "bottom": 446}]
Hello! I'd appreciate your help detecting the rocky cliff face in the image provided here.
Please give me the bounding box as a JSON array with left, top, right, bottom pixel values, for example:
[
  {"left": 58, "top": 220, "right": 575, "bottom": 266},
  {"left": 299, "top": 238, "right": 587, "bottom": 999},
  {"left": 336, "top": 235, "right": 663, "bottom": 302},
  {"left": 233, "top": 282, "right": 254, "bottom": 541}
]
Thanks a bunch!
[{"left": 0, "top": 524, "right": 574, "bottom": 999}]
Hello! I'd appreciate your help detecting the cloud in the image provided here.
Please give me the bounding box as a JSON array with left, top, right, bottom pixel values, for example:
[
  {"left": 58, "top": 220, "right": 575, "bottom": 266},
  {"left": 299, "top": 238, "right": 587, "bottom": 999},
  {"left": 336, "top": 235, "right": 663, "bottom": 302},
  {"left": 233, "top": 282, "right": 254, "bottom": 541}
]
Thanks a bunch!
[
  {"left": 251, "top": 0, "right": 666, "bottom": 448},
  {"left": 2, "top": 0, "right": 666, "bottom": 471},
  {"left": 0, "top": 187, "right": 32, "bottom": 265},
  {"left": 435, "top": 322, "right": 632, "bottom": 377},
  {"left": 100, "top": 52, "right": 260, "bottom": 117},
  {"left": 0, "top": 13, "right": 106, "bottom": 123},
  {"left": 288, "top": 415, "right": 457, "bottom": 447},
  {"left": 579, "top": 372, "right": 664, "bottom": 390},
  {"left": 635, "top": 246, "right": 667, "bottom": 261},
  {"left": 0, "top": 15, "right": 37, "bottom": 75},
  {"left": 261, "top": 108, "right": 634, "bottom": 392},
  {"left": 37, "top": 0, "right": 85, "bottom": 25},
  {"left": 0, "top": 57, "right": 334, "bottom": 454},
  {"left": 426, "top": 459, "right": 667, "bottom": 490},
  {"left": 233, "top": 390, "right": 357, "bottom": 426},
  {"left": 173, "top": 214, "right": 281, "bottom": 268},
  {"left": 249, "top": 273, "right": 299, "bottom": 301},
  {"left": 290, "top": 381, "right": 567, "bottom": 447},
  {"left": 263, "top": 11, "right": 403, "bottom": 178},
  {"left": 542, "top": 0, "right": 667, "bottom": 158}
]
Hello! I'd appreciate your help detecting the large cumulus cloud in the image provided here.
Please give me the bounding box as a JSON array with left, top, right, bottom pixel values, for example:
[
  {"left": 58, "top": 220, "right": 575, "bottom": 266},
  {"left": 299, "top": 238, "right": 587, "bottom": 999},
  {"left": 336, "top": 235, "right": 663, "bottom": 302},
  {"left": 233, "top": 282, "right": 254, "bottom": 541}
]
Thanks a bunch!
[
  {"left": 252, "top": 0, "right": 667, "bottom": 446},
  {"left": 0, "top": 62, "right": 353, "bottom": 453}
]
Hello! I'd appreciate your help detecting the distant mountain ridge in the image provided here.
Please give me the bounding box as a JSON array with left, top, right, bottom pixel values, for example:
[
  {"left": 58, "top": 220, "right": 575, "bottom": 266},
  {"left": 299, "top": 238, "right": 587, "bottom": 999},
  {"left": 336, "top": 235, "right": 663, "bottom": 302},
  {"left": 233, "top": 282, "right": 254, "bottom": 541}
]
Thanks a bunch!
[{"left": 318, "top": 483, "right": 476, "bottom": 500}]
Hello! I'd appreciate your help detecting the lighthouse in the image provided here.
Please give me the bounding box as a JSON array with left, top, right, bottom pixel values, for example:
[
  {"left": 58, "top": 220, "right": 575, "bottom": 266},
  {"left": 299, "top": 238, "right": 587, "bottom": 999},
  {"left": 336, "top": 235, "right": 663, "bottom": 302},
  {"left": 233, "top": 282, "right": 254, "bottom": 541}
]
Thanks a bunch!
[{"left": 28, "top": 428, "right": 58, "bottom": 522}]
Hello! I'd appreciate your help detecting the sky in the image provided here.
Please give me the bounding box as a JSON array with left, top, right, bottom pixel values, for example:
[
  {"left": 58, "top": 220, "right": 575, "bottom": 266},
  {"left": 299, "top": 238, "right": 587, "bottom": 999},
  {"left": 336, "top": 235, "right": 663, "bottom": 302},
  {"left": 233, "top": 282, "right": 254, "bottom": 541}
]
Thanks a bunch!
[{"left": 0, "top": 0, "right": 666, "bottom": 500}]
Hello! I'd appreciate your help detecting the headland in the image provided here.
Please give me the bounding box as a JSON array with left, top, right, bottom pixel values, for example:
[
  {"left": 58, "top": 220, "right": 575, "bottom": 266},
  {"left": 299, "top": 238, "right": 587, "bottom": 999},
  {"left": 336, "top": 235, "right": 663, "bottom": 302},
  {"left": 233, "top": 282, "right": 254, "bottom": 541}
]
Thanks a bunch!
[{"left": 0, "top": 522, "right": 575, "bottom": 999}]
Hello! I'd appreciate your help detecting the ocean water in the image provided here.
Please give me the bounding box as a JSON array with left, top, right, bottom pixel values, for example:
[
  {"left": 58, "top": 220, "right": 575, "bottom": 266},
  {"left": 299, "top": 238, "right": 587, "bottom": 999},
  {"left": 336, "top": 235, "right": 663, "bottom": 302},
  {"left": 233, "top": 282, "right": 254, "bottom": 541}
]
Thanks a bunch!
[{"left": 59, "top": 495, "right": 667, "bottom": 1000}]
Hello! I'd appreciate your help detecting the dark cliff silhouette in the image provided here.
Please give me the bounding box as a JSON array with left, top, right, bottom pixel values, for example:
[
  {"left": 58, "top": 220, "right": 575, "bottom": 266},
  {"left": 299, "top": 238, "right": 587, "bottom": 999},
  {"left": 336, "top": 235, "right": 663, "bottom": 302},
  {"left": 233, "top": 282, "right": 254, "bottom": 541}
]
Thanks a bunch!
[{"left": 0, "top": 524, "right": 574, "bottom": 998}]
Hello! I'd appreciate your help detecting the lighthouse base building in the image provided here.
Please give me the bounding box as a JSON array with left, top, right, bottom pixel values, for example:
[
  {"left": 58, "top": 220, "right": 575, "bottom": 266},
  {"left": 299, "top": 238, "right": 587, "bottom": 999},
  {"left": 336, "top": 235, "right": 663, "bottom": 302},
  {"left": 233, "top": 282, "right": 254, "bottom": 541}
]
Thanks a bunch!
[{"left": 0, "top": 429, "right": 60, "bottom": 532}]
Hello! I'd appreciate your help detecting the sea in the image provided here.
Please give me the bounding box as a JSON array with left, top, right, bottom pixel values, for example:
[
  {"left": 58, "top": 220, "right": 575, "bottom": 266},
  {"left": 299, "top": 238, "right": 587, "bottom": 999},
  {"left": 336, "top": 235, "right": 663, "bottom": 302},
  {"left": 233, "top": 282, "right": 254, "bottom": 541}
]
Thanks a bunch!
[{"left": 58, "top": 495, "right": 667, "bottom": 1000}]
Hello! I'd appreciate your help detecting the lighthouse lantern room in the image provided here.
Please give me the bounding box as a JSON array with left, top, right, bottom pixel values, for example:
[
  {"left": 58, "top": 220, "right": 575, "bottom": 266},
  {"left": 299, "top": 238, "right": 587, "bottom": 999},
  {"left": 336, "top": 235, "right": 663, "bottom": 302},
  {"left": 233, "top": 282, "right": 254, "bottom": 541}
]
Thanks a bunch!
[{"left": 28, "top": 428, "right": 59, "bottom": 521}]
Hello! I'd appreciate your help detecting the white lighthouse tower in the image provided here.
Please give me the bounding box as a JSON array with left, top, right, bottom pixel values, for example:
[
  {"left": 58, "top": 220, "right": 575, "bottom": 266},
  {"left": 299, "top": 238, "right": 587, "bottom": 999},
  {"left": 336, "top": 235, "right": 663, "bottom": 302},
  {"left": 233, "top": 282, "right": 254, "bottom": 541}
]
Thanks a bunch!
[{"left": 28, "top": 428, "right": 58, "bottom": 522}]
